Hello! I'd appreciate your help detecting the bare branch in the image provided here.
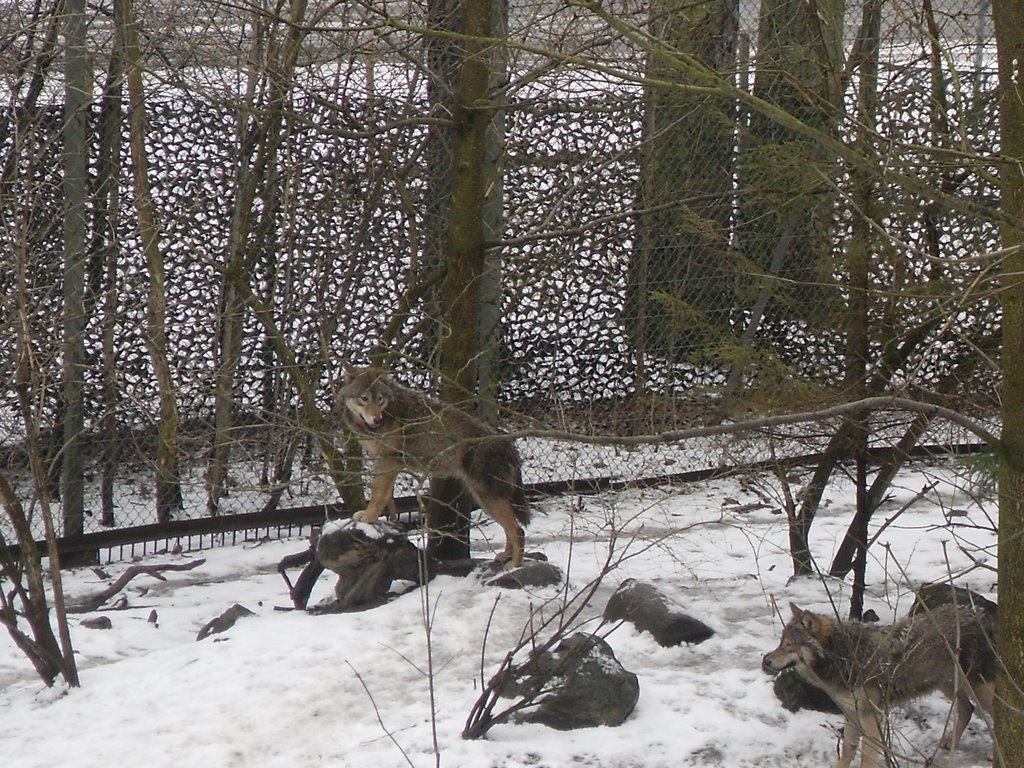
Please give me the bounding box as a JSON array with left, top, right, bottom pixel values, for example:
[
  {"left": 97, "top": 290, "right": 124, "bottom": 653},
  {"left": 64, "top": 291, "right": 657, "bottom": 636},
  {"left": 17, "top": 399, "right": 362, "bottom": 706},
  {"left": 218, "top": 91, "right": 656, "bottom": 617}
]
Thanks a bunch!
[
  {"left": 67, "top": 559, "right": 206, "bottom": 614},
  {"left": 507, "top": 396, "right": 1000, "bottom": 451}
]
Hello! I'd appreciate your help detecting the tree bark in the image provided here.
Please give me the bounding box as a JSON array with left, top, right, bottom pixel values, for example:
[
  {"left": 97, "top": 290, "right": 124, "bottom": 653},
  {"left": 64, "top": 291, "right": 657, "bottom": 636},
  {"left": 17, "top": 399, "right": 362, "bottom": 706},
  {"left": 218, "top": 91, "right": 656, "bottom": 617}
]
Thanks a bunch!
[
  {"left": 0, "top": 474, "right": 78, "bottom": 686},
  {"left": 61, "top": 0, "right": 89, "bottom": 552},
  {"left": 424, "top": 0, "right": 503, "bottom": 560},
  {"left": 736, "top": 0, "right": 844, "bottom": 328},
  {"left": 993, "top": 2, "right": 1024, "bottom": 764},
  {"left": 95, "top": 33, "right": 125, "bottom": 527},
  {"left": 207, "top": 0, "right": 308, "bottom": 516},
  {"left": 632, "top": 0, "right": 738, "bottom": 371},
  {"left": 116, "top": 0, "right": 183, "bottom": 522},
  {"left": 843, "top": 0, "right": 880, "bottom": 619}
]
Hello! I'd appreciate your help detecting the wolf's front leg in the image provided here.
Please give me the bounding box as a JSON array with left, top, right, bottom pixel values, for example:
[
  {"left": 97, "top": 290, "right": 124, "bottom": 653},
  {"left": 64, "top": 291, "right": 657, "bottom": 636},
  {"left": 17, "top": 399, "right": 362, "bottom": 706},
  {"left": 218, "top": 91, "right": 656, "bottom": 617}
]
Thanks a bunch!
[
  {"left": 854, "top": 709, "right": 885, "bottom": 768},
  {"left": 352, "top": 460, "right": 399, "bottom": 523},
  {"left": 836, "top": 714, "right": 860, "bottom": 768},
  {"left": 938, "top": 691, "right": 975, "bottom": 750}
]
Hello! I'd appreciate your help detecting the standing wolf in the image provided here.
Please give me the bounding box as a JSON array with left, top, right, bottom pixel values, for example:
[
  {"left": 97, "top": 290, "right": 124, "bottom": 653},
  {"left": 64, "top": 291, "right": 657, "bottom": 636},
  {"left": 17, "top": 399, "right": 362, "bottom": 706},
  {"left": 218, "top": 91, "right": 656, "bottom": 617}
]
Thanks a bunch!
[
  {"left": 336, "top": 365, "right": 531, "bottom": 568},
  {"left": 762, "top": 602, "right": 995, "bottom": 768}
]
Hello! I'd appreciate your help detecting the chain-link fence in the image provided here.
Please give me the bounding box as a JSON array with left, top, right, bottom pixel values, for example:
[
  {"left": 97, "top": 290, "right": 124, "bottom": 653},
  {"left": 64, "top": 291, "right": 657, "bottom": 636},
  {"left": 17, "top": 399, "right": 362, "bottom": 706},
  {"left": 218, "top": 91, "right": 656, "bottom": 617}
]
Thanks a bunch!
[{"left": 0, "top": 0, "right": 1000, "bottom": 546}]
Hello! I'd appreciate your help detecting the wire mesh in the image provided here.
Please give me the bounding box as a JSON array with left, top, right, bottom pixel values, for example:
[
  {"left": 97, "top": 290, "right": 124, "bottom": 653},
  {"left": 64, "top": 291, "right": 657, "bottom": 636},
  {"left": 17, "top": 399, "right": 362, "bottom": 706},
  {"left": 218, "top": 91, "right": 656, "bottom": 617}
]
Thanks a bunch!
[{"left": 0, "top": 0, "right": 1000, "bottom": 543}]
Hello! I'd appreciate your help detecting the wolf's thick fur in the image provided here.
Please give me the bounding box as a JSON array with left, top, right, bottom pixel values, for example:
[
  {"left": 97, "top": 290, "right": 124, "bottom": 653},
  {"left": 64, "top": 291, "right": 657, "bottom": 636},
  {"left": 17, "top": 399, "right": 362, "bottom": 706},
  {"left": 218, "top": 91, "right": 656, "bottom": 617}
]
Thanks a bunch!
[
  {"left": 762, "top": 602, "right": 996, "bottom": 768},
  {"left": 337, "top": 365, "right": 530, "bottom": 568}
]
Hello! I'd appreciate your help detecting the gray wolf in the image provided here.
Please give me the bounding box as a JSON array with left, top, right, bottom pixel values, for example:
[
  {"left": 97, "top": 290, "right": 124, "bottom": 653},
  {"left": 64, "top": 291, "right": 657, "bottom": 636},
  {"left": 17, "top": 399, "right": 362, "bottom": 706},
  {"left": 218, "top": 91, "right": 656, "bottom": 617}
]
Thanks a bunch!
[
  {"left": 762, "top": 602, "right": 996, "bottom": 768},
  {"left": 337, "top": 365, "right": 530, "bottom": 568}
]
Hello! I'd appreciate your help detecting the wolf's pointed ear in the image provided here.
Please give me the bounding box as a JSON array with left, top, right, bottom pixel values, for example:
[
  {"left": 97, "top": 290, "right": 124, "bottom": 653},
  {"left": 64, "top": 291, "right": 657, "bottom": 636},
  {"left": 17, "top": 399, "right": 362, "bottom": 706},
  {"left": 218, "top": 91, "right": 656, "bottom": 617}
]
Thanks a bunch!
[
  {"left": 791, "top": 604, "right": 824, "bottom": 635},
  {"left": 343, "top": 363, "right": 357, "bottom": 379},
  {"left": 792, "top": 607, "right": 830, "bottom": 641}
]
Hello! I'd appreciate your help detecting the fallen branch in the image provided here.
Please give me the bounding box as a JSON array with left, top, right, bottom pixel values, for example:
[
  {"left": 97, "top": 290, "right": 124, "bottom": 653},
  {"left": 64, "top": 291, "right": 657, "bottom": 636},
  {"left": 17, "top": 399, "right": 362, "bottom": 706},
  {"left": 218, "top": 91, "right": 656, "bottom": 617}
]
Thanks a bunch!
[
  {"left": 508, "top": 396, "right": 999, "bottom": 449},
  {"left": 67, "top": 558, "right": 205, "bottom": 614}
]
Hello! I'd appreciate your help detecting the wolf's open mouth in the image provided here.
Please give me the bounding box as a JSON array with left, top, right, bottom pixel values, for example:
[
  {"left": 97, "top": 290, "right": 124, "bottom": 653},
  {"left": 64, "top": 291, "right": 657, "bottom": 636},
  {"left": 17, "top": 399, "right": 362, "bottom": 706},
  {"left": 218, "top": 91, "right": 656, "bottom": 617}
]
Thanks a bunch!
[{"left": 761, "top": 657, "right": 795, "bottom": 675}]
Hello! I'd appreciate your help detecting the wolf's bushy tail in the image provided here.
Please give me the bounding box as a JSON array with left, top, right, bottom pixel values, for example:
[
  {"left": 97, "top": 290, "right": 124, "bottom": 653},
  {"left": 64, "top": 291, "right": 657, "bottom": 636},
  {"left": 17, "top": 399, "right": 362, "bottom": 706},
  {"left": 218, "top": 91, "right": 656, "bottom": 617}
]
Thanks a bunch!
[
  {"left": 466, "top": 439, "right": 531, "bottom": 527},
  {"left": 510, "top": 468, "right": 531, "bottom": 527}
]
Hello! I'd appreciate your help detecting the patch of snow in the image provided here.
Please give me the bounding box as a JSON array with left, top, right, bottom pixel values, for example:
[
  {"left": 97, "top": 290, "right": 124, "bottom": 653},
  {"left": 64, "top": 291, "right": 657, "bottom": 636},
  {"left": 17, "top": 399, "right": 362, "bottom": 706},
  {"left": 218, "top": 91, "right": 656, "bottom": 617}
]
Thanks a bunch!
[{"left": 0, "top": 459, "right": 997, "bottom": 767}]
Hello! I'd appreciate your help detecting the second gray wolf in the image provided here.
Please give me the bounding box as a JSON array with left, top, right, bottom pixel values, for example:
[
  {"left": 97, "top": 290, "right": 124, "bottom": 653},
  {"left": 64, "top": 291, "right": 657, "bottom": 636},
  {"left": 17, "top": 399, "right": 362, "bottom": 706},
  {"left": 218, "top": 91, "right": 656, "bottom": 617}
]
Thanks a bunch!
[
  {"left": 337, "top": 365, "right": 530, "bottom": 568},
  {"left": 762, "top": 602, "right": 995, "bottom": 768}
]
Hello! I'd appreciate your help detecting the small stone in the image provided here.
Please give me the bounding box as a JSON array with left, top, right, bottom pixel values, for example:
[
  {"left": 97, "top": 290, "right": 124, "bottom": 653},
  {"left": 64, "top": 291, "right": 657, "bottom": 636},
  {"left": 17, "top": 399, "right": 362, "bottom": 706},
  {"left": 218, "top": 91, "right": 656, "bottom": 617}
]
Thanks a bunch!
[
  {"left": 485, "top": 560, "right": 563, "bottom": 590},
  {"left": 81, "top": 616, "right": 113, "bottom": 630},
  {"left": 196, "top": 604, "right": 256, "bottom": 641}
]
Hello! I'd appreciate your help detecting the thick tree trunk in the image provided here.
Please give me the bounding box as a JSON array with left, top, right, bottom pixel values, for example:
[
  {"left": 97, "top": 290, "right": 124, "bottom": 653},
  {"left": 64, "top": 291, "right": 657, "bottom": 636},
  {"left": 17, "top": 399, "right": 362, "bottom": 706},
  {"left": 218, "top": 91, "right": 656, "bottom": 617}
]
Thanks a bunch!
[
  {"left": 420, "top": 0, "right": 460, "bottom": 555},
  {"left": 425, "top": 0, "right": 503, "bottom": 560},
  {"left": 632, "top": 0, "right": 738, "bottom": 372},
  {"left": 993, "top": 2, "right": 1024, "bottom": 765},
  {"left": 736, "top": 0, "right": 844, "bottom": 329},
  {"left": 437, "top": 0, "right": 494, "bottom": 397},
  {"left": 61, "top": 0, "right": 88, "bottom": 551}
]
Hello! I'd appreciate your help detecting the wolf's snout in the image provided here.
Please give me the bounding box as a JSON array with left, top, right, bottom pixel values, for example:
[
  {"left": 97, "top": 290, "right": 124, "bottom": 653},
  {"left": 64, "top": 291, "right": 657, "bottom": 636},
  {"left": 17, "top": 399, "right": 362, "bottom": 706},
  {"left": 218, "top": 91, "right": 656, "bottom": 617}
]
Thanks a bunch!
[{"left": 761, "top": 653, "right": 781, "bottom": 675}]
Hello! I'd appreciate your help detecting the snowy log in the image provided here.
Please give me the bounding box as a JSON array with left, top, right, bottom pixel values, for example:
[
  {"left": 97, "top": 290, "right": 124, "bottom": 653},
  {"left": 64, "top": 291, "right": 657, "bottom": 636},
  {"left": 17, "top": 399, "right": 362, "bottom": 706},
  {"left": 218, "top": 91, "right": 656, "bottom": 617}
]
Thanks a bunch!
[
  {"left": 603, "top": 579, "right": 714, "bottom": 646},
  {"left": 315, "top": 519, "right": 425, "bottom": 610}
]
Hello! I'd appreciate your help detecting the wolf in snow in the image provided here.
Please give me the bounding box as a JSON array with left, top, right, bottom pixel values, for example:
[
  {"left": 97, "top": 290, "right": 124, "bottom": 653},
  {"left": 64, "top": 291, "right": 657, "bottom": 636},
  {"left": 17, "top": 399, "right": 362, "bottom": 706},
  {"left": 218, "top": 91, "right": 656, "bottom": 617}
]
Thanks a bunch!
[
  {"left": 762, "top": 602, "right": 996, "bottom": 768},
  {"left": 337, "top": 365, "right": 530, "bottom": 568}
]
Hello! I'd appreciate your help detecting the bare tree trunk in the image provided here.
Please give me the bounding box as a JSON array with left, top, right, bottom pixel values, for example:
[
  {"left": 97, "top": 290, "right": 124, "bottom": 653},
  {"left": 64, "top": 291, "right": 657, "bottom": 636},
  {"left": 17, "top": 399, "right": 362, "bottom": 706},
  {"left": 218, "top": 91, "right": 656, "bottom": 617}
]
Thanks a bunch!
[
  {"left": 632, "top": 0, "right": 738, "bottom": 370},
  {"left": 736, "top": 0, "right": 844, "bottom": 331},
  {"left": 425, "top": 0, "right": 502, "bottom": 561},
  {"left": 0, "top": 474, "right": 78, "bottom": 686},
  {"left": 207, "top": 0, "right": 308, "bottom": 516},
  {"left": 11, "top": 307, "right": 79, "bottom": 687},
  {"left": 116, "top": 0, "right": 182, "bottom": 522},
  {"left": 993, "top": 2, "right": 1024, "bottom": 764},
  {"left": 475, "top": 0, "right": 507, "bottom": 423},
  {"left": 843, "top": 0, "right": 880, "bottom": 618},
  {"left": 440, "top": 0, "right": 492, "bottom": 400},
  {"left": 418, "top": 0, "right": 467, "bottom": 558},
  {"left": 61, "top": 0, "right": 89, "bottom": 556},
  {"left": 94, "top": 30, "right": 124, "bottom": 527}
]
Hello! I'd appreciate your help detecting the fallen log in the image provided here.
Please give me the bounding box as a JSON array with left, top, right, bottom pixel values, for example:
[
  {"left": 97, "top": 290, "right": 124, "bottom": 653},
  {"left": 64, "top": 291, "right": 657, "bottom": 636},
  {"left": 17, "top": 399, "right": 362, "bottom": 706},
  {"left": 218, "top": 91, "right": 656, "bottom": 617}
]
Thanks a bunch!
[
  {"left": 281, "top": 520, "right": 559, "bottom": 611},
  {"left": 315, "top": 520, "right": 425, "bottom": 610}
]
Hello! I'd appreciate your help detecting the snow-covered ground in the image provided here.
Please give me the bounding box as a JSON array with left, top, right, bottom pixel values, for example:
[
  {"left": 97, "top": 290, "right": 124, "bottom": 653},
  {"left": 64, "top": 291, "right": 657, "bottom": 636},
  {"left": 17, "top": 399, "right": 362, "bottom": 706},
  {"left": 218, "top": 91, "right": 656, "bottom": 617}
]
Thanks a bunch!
[{"left": 0, "top": 458, "right": 998, "bottom": 768}]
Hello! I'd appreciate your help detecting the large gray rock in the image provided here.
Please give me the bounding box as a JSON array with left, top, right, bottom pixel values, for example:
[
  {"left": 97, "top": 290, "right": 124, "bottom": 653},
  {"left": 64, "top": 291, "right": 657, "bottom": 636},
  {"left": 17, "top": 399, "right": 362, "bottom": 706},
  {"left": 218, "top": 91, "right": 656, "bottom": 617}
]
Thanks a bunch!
[
  {"left": 909, "top": 583, "right": 997, "bottom": 619},
  {"left": 604, "top": 579, "right": 714, "bottom": 646},
  {"left": 498, "top": 633, "right": 639, "bottom": 730},
  {"left": 482, "top": 558, "right": 563, "bottom": 590}
]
